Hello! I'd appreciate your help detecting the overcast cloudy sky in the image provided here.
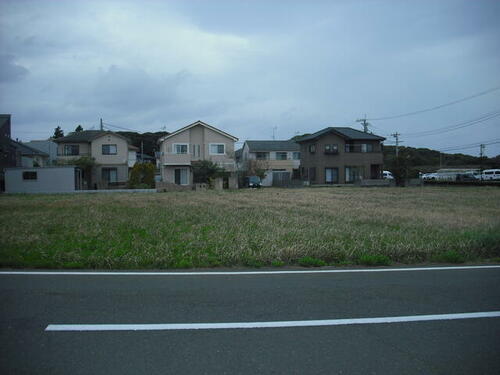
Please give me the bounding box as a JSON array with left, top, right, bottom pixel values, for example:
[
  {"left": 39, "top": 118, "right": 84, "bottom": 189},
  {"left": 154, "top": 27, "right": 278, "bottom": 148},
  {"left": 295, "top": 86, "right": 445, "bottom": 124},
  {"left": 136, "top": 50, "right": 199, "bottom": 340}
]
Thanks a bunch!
[{"left": 1, "top": 0, "right": 499, "bottom": 156}]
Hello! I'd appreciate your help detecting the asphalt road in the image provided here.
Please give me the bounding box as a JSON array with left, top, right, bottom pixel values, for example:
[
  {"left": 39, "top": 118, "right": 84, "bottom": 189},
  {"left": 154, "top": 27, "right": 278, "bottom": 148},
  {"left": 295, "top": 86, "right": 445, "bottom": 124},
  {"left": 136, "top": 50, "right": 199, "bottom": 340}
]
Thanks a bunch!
[{"left": 1, "top": 266, "right": 500, "bottom": 374}]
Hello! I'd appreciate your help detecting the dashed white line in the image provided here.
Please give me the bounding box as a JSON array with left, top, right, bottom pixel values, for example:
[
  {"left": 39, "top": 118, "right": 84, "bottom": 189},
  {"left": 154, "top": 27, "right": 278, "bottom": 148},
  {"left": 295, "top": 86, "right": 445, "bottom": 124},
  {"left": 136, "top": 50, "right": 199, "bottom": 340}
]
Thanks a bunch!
[
  {"left": 45, "top": 311, "right": 500, "bottom": 331},
  {"left": 2, "top": 265, "right": 500, "bottom": 276}
]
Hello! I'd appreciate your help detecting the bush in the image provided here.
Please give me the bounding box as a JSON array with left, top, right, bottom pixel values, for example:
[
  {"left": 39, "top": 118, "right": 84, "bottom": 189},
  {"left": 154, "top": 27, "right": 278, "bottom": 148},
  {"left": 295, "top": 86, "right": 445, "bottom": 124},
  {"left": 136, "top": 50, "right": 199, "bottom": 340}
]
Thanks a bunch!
[
  {"left": 129, "top": 163, "right": 156, "bottom": 188},
  {"left": 432, "top": 250, "right": 465, "bottom": 264},
  {"left": 298, "top": 256, "right": 326, "bottom": 267},
  {"left": 358, "top": 254, "right": 391, "bottom": 266},
  {"left": 271, "top": 260, "right": 285, "bottom": 267}
]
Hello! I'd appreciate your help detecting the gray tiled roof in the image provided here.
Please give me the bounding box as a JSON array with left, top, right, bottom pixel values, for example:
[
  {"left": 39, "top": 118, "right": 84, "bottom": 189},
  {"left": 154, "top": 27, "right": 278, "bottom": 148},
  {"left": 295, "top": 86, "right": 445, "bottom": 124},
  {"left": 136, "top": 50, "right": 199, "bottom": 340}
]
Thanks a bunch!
[
  {"left": 53, "top": 130, "right": 108, "bottom": 143},
  {"left": 245, "top": 140, "right": 300, "bottom": 152},
  {"left": 296, "top": 127, "right": 385, "bottom": 142},
  {"left": 11, "top": 140, "right": 49, "bottom": 156}
]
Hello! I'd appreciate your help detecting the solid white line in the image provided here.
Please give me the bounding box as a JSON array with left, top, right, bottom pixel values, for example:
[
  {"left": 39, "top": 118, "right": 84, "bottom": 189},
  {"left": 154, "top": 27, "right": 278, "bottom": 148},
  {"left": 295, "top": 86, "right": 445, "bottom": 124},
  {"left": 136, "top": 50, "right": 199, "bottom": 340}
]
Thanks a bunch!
[
  {"left": 1, "top": 265, "right": 500, "bottom": 276},
  {"left": 45, "top": 311, "right": 500, "bottom": 331}
]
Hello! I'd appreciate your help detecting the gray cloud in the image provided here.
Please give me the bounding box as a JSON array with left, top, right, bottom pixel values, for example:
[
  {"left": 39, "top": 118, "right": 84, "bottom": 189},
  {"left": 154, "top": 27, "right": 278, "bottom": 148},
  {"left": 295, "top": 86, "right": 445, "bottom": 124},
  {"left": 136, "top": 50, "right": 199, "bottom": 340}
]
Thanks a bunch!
[
  {"left": 0, "top": 54, "right": 29, "bottom": 83},
  {"left": 1, "top": 0, "right": 499, "bottom": 156}
]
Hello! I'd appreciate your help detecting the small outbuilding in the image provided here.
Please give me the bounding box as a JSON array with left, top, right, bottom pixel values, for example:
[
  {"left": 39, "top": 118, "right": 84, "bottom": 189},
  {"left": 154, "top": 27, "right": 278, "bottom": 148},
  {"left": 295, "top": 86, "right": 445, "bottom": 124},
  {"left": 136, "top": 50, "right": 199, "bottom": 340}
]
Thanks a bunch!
[{"left": 4, "top": 166, "right": 82, "bottom": 193}]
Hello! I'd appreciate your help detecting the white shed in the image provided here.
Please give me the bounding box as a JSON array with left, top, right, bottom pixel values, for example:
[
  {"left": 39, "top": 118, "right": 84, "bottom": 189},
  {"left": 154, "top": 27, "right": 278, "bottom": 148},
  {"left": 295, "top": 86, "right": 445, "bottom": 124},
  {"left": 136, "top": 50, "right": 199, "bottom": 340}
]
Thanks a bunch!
[{"left": 5, "top": 166, "right": 82, "bottom": 193}]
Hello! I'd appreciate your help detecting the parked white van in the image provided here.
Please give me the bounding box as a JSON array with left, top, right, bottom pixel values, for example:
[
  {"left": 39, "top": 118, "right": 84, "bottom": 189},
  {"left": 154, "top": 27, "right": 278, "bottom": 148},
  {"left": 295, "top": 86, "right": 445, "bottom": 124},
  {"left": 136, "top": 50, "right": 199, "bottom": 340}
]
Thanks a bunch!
[
  {"left": 382, "top": 170, "right": 394, "bottom": 179},
  {"left": 482, "top": 169, "right": 500, "bottom": 181}
]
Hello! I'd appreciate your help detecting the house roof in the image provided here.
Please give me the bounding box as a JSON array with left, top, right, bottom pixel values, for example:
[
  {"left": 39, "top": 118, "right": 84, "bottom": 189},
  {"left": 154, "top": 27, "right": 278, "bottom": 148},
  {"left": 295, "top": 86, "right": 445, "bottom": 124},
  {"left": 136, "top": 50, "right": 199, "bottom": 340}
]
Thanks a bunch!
[
  {"left": 158, "top": 120, "right": 238, "bottom": 143},
  {"left": 11, "top": 140, "right": 49, "bottom": 156},
  {"left": 235, "top": 148, "right": 243, "bottom": 160},
  {"left": 245, "top": 140, "right": 300, "bottom": 152},
  {"left": 295, "top": 127, "right": 386, "bottom": 143},
  {"left": 54, "top": 130, "right": 132, "bottom": 143}
]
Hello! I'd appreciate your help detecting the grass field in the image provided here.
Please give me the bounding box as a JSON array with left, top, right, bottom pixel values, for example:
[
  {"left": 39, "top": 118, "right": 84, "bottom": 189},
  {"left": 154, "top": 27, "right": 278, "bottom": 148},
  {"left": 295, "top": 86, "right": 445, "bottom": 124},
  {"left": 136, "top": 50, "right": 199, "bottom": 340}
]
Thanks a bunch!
[{"left": 1, "top": 186, "right": 499, "bottom": 269}]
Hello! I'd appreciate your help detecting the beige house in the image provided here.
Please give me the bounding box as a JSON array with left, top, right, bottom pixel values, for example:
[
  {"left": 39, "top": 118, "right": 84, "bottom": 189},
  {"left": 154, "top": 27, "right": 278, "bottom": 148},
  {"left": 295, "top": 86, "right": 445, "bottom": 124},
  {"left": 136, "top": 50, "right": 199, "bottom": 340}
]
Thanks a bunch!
[
  {"left": 54, "top": 130, "right": 138, "bottom": 188},
  {"left": 240, "top": 140, "right": 301, "bottom": 186},
  {"left": 158, "top": 121, "right": 238, "bottom": 187}
]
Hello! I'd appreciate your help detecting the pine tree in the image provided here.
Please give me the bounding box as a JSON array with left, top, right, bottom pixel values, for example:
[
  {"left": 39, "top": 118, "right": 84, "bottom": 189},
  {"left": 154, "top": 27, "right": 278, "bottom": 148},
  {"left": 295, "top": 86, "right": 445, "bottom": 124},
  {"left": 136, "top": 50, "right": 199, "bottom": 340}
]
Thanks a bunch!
[
  {"left": 53, "top": 126, "right": 64, "bottom": 138},
  {"left": 75, "top": 125, "right": 83, "bottom": 132}
]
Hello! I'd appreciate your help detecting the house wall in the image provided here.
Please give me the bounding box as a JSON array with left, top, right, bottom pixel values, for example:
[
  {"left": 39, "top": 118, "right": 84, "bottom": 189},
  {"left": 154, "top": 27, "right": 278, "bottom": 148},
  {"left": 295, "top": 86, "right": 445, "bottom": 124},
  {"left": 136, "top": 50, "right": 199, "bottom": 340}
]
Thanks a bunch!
[
  {"left": 299, "top": 133, "right": 384, "bottom": 184},
  {"left": 5, "top": 167, "right": 76, "bottom": 193},
  {"left": 91, "top": 134, "right": 129, "bottom": 165}
]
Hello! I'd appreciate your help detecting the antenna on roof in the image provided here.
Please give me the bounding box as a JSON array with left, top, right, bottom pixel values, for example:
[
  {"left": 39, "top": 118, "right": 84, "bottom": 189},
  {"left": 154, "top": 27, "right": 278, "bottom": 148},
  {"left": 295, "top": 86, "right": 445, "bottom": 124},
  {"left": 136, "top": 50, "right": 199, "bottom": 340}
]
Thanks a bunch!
[
  {"left": 100, "top": 118, "right": 104, "bottom": 131},
  {"left": 272, "top": 126, "right": 278, "bottom": 140}
]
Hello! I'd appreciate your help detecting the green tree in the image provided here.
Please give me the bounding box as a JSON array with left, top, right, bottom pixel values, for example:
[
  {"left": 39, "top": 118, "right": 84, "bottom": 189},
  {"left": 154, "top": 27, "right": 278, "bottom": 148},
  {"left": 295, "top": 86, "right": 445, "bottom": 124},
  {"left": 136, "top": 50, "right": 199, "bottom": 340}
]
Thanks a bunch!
[
  {"left": 192, "top": 160, "right": 226, "bottom": 184},
  {"left": 53, "top": 126, "right": 64, "bottom": 139},
  {"left": 128, "top": 163, "right": 156, "bottom": 188},
  {"left": 65, "top": 156, "right": 96, "bottom": 189},
  {"left": 75, "top": 125, "right": 83, "bottom": 132}
]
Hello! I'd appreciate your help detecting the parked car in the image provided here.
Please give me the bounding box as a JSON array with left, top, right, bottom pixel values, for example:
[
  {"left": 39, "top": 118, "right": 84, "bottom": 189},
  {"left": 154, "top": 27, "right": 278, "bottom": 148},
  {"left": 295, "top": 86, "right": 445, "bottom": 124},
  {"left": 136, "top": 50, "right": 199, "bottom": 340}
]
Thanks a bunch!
[
  {"left": 382, "top": 170, "right": 394, "bottom": 179},
  {"left": 245, "top": 176, "right": 262, "bottom": 188},
  {"left": 455, "top": 172, "right": 480, "bottom": 182},
  {"left": 482, "top": 169, "right": 500, "bottom": 181},
  {"left": 421, "top": 173, "right": 438, "bottom": 181}
]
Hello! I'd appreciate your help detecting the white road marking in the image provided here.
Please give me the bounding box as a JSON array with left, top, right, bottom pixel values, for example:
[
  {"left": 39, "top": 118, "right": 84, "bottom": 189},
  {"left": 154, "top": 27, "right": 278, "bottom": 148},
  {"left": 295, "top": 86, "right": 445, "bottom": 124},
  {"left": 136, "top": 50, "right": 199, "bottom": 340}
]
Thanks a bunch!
[
  {"left": 1, "top": 265, "right": 500, "bottom": 276},
  {"left": 45, "top": 311, "right": 500, "bottom": 331}
]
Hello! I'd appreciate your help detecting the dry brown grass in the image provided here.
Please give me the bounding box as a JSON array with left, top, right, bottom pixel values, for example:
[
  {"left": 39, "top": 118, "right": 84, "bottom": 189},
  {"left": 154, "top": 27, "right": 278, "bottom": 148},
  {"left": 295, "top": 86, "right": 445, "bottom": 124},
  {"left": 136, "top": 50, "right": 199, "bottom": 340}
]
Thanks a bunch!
[{"left": 1, "top": 186, "right": 499, "bottom": 269}]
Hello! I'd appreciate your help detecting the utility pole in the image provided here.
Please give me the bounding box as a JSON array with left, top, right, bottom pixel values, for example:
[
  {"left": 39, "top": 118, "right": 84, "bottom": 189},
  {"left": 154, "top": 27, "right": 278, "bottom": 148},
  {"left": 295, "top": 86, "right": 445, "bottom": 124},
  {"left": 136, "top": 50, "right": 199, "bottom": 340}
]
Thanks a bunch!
[
  {"left": 356, "top": 115, "right": 370, "bottom": 133},
  {"left": 141, "top": 141, "right": 144, "bottom": 162},
  {"left": 391, "top": 132, "right": 401, "bottom": 157},
  {"left": 100, "top": 118, "right": 103, "bottom": 131},
  {"left": 479, "top": 144, "right": 485, "bottom": 177},
  {"left": 272, "top": 126, "right": 278, "bottom": 140}
]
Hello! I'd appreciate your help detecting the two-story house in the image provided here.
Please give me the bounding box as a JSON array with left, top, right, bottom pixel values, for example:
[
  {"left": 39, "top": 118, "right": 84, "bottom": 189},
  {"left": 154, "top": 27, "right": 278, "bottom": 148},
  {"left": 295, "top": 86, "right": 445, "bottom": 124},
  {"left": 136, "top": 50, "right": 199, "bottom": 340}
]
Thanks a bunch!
[
  {"left": 54, "top": 130, "right": 138, "bottom": 188},
  {"left": 240, "top": 140, "right": 301, "bottom": 186},
  {"left": 157, "top": 121, "right": 238, "bottom": 187},
  {"left": 296, "top": 127, "right": 385, "bottom": 184}
]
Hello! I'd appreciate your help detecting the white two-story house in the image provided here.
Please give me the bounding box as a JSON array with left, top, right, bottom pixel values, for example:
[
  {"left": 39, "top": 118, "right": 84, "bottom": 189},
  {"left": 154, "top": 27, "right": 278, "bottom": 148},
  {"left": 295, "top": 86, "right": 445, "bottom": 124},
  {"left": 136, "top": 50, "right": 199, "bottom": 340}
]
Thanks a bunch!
[{"left": 158, "top": 121, "right": 238, "bottom": 187}]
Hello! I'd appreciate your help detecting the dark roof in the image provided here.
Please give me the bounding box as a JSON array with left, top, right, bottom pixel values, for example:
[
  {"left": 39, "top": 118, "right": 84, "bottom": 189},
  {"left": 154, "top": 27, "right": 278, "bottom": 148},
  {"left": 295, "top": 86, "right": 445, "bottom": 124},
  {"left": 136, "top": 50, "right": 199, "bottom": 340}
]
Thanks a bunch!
[
  {"left": 11, "top": 140, "right": 49, "bottom": 156},
  {"left": 295, "top": 127, "right": 385, "bottom": 143},
  {"left": 54, "top": 130, "right": 131, "bottom": 143},
  {"left": 245, "top": 140, "right": 300, "bottom": 152}
]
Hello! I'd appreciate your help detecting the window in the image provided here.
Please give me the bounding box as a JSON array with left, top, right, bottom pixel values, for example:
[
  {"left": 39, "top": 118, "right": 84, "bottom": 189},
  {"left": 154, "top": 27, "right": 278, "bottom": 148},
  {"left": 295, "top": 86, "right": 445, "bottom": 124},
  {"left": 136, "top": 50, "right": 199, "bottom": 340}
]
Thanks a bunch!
[
  {"left": 256, "top": 152, "right": 269, "bottom": 160},
  {"left": 102, "top": 144, "right": 117, "bottom": 155},
  {"left": 361, "top": 143, "right": 373, "bottom": 153},
  {"left": 64, "top": 144, "right": 79, "bottom": 156},
  {"left": 174, "top": 168, "right": 188, "bottom": 185},
  {"left": 102, "top": 168, "right": 118, "bottom": 183},
  {"left": 23, "top": 171, "right": 37, "bottom": 180},
  {"left": 325, "top": 168, "right": 339, "bottom": 184},
  {"left": 174, "top": 144, "right": 188, "bottom": 154},
  {"left": 293, "top": 152, "right": 301, "bottom": 160},
  {"left": 345, "top": 166, "right": 363, "bottom": 183},
  {"left": 308, "top": 144, "right": 316, "bottom": 154},
  {"left": 325, "top": 144, "right": 338, "bottom": 154},
  {"left": 276, "top": 152, "right": 287, "bottom": 160},
  {"left": 210, "top": 144, "right": 225, "bottom": 155},
  {"left": 302, "top": 167, "right": 308, "bottom": 180}
]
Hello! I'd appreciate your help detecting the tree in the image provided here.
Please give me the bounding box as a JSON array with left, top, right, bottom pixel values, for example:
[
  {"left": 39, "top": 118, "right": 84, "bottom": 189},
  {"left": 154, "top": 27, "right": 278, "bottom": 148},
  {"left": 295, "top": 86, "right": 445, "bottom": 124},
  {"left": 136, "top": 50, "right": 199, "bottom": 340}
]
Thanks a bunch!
[
  {"left": 128, "top": 163, "right": 156, "bottom": 188},
  {"left": 192, "top": 160, "right": 226, "bottom": 184},
  {"left": 62, "top": 156, "right": 96, "bottom": 189},
  {"left": 245, "top": 159, "right": 269, "bottom": 180},
  {"left": 75, "top": 125, "right": 83, "bottom": 132},
  {"left": 53, "top": 126, "right": 64, "bottom": 139}
]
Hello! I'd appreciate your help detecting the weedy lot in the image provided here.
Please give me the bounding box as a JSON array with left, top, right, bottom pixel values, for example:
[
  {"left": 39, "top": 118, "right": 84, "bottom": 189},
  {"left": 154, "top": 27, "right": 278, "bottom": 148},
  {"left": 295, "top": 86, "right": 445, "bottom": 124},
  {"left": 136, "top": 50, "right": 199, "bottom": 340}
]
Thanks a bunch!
[{"left": 1, "top": 187, "right": 499, "bottom": 269}]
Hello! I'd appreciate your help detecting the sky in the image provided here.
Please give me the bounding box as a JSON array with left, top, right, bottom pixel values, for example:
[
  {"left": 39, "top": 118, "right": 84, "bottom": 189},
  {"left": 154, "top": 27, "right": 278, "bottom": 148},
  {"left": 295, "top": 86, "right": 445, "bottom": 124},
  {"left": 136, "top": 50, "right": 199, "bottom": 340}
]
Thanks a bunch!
[{"left": 1, "top": 0, "right": 499, "bottom": 156}]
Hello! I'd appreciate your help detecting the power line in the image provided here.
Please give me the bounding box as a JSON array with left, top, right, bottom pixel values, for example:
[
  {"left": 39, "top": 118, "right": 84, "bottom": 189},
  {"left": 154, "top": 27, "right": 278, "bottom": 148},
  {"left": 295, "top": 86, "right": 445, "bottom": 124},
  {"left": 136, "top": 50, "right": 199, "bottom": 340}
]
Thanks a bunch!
[
  {"left": 367, "top": 85, "right": 500, "bottom": 121},
  {"left": 401, "top": 109, "right": 500, "bottom": 138},
  {"left": 102, "top": 121, "right": 140, "bottom": 132},
  {"left": 439, "top": 138, "right": 500, "bottom": 152}
]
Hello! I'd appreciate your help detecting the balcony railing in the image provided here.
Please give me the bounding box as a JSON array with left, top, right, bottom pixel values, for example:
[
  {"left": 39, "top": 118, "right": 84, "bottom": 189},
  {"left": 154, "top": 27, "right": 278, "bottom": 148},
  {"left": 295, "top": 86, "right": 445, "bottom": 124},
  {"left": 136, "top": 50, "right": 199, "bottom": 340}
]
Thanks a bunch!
[
  {"left": 57, "top": 152, "right": 91, "bottom": 157},
  {"left": 345, "top": 145, "right": 378, "bottom": 153}
]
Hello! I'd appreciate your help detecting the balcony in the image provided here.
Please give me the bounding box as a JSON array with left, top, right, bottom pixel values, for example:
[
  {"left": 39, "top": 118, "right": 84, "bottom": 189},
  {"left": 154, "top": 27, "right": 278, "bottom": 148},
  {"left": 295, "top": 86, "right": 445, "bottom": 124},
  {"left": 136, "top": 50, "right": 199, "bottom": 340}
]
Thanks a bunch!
[{"left": 57, "top": 152, "right": 91, "bottom": 157}]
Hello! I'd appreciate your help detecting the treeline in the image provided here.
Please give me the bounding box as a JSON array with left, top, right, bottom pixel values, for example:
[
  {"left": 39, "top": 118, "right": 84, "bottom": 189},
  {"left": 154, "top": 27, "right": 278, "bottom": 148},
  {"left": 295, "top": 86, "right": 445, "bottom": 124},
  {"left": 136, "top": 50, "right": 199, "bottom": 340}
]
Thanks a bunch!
[
  {"left": 116, "top": 131, "right": 169, "bottom": 156},
  {"left": 383, "top": 145, "right": 500, "bottom": 174}
]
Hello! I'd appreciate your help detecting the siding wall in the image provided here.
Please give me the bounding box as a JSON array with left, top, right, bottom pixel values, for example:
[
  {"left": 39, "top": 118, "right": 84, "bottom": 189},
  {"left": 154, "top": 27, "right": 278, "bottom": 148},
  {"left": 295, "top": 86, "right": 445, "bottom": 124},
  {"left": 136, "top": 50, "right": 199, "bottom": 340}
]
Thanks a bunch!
[{"left": 5, "top": 167, "right": 76, "bottom": 193}]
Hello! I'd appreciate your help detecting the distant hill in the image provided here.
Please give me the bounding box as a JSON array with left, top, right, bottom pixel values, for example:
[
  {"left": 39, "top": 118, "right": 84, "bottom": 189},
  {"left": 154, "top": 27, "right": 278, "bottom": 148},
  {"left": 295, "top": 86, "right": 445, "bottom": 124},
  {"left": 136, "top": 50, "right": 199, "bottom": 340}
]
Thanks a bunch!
[
  {"left": 116, "top": 131, "right": 169, "bottom": 156},
  {"left": 383, "top": 145, "right": 500, "bottom": 174}
]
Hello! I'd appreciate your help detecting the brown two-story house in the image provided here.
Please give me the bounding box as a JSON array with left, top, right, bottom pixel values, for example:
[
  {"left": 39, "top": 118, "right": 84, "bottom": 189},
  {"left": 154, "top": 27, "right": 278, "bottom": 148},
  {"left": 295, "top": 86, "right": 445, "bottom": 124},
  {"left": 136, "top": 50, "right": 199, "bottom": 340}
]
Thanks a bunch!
[{"left": 296, "top": 127, "right": 385, "bottom": 184}]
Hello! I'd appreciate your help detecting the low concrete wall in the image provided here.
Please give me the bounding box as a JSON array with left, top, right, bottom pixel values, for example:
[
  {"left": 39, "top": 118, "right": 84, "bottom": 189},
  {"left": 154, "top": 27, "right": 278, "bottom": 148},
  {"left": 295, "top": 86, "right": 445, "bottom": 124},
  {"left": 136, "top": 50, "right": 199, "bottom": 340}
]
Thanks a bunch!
[
  {"left": 356, "top": 179, "right": 395, "bottom": 187},
  {"left": 155, "top": 181, "right": 192, "bottom": 192}
]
